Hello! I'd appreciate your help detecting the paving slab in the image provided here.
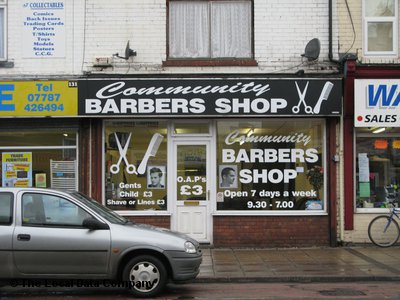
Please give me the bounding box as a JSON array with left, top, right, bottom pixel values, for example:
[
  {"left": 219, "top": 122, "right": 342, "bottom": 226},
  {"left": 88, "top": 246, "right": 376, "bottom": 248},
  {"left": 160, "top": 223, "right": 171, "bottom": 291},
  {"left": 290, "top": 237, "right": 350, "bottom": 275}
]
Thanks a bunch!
[{"left": 196, "top": 246, "right": 400, "bottom": 283}]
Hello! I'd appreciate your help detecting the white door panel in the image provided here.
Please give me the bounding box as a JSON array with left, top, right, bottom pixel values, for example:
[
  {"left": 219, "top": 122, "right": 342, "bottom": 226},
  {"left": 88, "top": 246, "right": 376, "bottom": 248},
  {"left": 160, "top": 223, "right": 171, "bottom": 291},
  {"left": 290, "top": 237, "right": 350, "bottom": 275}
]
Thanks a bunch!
[{"left": 177, "top": 206, "right": 207, "bottom": 240}]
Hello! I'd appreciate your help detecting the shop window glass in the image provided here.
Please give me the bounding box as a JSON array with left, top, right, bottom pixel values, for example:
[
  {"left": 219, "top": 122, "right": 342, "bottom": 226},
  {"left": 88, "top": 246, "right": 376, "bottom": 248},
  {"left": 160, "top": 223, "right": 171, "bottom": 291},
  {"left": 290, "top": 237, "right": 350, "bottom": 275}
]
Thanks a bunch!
[
  {"left": 0, "top": 129, "right": 77, "bottom": 188},
  {"left": 0, "top": 130, "right": 76, "bottom": 147},
  {"left": 173, "top": 122, "right": 210, "bottom": 135},
  {"left": 356, "top": 129, "right": 400, "bottom": 210},
  {"left": 216, "top": 120, "right": 325, "bottom": 212},
  {"left": 104, "top": 121, "right": 168, "bottom": 211}
]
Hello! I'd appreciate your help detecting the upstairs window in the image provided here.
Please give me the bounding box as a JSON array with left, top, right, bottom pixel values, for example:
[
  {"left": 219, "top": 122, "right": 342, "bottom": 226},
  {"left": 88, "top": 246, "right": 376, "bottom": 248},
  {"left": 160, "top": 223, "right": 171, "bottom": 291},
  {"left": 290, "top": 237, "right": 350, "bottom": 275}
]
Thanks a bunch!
[
  {"left": 168, "top": 1, "right": 252, "bottom": 59},
  {"left": 0, "top": 0, "right": 6, "bottom": 60},
  {"left": 363, "top": 0, "right": 398, "bottom": 56}
]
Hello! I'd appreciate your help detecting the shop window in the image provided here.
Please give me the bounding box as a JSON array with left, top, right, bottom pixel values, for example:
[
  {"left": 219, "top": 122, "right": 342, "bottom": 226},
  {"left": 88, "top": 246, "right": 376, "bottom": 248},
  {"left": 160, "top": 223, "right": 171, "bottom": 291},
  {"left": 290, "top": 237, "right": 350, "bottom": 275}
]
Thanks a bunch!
[
  {"left": 168, "top": 0, "right": 252, "bottom": 61},
  {"left": 363, "top": 0, "right": 398, "bottom": 56},
  {"left": 104, "top": 121, "right": 168, "bottom": 212},
  {"left": 0, "top": 129, "right": 77, "bottom": 188},
  {"left": 173, "top": 121, "right": 210, "bottom": 135},
  {"left": 356, "top": 128, "right": 400, "bottom": 210},
  {"left": 216, "top": 119, "right": 325, "bottom": 212},
  {"left": 0, "top": 1, "right": 6, "bottom": 61}
]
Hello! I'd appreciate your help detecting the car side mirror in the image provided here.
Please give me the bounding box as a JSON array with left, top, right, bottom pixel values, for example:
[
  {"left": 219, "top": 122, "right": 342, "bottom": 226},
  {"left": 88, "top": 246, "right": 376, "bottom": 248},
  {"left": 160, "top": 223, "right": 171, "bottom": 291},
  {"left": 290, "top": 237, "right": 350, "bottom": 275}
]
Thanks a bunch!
[{"left": 82, "top": 217, "right": 109, "bottom": 230}]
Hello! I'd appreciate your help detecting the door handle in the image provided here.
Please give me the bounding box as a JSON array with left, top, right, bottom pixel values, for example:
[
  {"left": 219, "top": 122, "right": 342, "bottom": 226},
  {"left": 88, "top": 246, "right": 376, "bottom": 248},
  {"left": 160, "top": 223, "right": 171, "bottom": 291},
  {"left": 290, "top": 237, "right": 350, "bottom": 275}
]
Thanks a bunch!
[{"left": 17, "top": 234, "right": 31, "bottom": 241}]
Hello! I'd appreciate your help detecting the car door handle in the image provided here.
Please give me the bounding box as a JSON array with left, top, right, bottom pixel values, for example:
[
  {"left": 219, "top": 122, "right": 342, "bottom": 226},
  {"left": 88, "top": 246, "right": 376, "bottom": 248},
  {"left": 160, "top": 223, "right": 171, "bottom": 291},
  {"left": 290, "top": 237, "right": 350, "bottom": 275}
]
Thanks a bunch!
[{"left": 17, "top": 234, "right": 31, "bottom": 241}]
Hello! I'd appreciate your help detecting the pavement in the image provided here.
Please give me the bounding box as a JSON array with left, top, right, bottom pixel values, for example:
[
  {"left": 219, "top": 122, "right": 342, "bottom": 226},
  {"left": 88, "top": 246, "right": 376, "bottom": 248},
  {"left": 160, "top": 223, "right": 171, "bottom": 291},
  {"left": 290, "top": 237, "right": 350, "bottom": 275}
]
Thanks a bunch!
[{"left": 196, "top": 246, "right": 400, "bottom": 283}]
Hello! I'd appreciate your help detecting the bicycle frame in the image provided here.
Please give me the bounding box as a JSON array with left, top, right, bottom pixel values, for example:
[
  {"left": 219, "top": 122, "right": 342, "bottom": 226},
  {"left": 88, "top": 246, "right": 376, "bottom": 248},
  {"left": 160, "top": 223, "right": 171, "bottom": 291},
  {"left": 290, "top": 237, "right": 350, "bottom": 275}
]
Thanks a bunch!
[{"left": 384, "top": 206, "right": 400, "bottom": 233}]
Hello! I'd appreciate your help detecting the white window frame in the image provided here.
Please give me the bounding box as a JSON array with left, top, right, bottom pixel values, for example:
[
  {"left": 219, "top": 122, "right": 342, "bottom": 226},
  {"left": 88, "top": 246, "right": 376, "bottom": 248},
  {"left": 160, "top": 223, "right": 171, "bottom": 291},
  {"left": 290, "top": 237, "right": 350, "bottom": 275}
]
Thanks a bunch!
[
  {"left": 363, "top": 0, "right": 398, "bottom": 56},
  {"left": 0, "top": 0, "right": 7, "bottom": 61}
]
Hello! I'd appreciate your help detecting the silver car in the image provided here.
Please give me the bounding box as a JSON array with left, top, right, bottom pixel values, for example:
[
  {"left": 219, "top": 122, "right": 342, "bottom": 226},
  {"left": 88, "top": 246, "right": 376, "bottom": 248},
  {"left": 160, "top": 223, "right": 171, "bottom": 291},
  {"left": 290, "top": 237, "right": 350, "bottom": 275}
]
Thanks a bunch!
[{"left": 0, "top": 188, "right": 202, "bottom": 297}]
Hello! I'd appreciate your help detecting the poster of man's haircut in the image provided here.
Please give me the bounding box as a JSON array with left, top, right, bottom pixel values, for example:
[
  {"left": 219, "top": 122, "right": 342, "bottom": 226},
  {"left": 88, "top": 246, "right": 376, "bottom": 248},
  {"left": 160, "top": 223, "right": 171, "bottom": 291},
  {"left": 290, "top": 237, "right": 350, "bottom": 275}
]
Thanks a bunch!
[
  {"left": 147, "top": 165, "right": 166, "bottom": 189},
  {"left": 219, "top": 165, "right": 237, "bottom": 189}
]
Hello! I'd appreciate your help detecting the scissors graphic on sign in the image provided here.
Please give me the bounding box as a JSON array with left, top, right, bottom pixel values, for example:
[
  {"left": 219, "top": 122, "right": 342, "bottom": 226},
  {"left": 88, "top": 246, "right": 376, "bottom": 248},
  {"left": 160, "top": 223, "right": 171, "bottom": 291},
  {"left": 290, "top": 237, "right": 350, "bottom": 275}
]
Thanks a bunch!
[
  {"left": 110, "top": 133, "right": 137, "bottom": 174},
  {"left": 292, "top": 81, "right": 313, "bottom": 114}
]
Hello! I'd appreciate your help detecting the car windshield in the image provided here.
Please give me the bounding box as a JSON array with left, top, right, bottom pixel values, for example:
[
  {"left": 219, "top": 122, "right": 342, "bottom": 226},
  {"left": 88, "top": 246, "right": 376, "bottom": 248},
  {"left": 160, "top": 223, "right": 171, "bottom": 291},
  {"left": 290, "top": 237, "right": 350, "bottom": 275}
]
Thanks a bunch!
[{"left": 70, "top": 192, "right": 130, "bottom": 225}]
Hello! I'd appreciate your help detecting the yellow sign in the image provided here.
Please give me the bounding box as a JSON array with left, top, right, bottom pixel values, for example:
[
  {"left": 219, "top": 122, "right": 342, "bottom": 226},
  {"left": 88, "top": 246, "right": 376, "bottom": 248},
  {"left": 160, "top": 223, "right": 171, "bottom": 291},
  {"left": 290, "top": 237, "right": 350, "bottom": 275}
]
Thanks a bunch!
[
  {"left": 2, "top": 152, "right": 33, "bottom": 187},
  {"left": 0, "top": 81, "right": 77, "bottom": 117}
]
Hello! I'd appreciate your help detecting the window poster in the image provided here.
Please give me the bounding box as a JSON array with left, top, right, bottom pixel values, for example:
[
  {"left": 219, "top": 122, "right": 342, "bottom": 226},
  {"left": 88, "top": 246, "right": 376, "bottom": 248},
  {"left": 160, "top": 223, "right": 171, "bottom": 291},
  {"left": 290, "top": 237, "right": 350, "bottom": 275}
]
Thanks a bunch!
[
  {"left": 21, "top": 0, "right": 66, "bottom": 58},
  {"left": 358, "top": 153, "right": 370, "bottom": 183},
  {"left": 2, "top": 152, "right": 33, "bottom": 187}
]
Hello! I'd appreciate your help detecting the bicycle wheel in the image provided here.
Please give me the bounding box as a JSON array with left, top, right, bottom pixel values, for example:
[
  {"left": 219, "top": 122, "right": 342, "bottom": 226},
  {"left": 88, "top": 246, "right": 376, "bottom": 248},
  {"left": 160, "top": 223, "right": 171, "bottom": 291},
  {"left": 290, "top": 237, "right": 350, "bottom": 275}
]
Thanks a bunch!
[{"left": 368, "top": 215, "right": 400, "bottom": 247}]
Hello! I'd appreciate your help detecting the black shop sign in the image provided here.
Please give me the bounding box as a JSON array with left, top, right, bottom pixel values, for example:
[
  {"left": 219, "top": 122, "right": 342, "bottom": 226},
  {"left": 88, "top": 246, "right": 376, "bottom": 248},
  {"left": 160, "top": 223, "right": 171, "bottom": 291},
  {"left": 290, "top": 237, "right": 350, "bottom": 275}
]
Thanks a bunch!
[{"left": 78, "top": 79, "right": 342, "bottom": 117}]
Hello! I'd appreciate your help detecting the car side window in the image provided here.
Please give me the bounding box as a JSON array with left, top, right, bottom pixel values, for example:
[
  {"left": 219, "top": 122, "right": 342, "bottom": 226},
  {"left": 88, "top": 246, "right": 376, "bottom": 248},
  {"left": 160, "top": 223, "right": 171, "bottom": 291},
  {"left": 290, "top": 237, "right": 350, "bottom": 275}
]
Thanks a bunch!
[
  {"left": 0, "top": 193, "right": 13, "bottom": 226},
  {"left": 22, "top": 193, "right": 92, "bottom": 227}
]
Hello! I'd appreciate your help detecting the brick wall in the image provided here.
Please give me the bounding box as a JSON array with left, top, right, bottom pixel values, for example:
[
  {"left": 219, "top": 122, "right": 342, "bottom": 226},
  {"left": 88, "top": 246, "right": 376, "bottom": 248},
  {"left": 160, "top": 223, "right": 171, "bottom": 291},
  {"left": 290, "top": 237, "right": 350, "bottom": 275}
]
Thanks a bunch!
[
  {"left": 254, "top": 0, "right": 337, "bottom": 70},
  {"left": 343, "top": 214, "right": 379, "bottom": 244},
  {"left": 337, "top": 0, "right": 400, "bottom": 64},
  {"left": 4, "top": 0, "right": 85, "bottom": 76},
  {"left": 1, "top": 0, "right": 340, "bottom": 76},
  {"left": 213, "top": 216, "right": 330, "bottom": 247}
]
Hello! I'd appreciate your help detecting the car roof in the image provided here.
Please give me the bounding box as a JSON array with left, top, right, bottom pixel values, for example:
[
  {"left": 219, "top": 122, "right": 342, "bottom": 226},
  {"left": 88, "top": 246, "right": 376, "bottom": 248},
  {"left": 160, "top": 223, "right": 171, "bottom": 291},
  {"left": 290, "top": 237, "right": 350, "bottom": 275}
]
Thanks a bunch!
[{"left": 0, "top": 187, "right": 75, "bottom": 195}]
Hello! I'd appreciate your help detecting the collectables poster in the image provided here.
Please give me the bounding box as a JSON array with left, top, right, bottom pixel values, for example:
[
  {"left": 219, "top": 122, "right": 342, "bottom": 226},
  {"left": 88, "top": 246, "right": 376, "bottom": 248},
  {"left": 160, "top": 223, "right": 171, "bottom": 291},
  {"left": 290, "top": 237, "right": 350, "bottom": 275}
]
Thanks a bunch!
[{"left": 2, "top": 152, "right": 33, "bottom": 187}]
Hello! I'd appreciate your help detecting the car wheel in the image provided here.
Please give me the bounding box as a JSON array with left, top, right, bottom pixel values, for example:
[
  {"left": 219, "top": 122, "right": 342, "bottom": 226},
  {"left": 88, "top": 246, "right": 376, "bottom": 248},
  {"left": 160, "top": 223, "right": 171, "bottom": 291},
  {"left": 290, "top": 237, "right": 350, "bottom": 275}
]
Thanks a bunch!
[{"left": 122, "top": 255, "right": 167, "bottom": 298}]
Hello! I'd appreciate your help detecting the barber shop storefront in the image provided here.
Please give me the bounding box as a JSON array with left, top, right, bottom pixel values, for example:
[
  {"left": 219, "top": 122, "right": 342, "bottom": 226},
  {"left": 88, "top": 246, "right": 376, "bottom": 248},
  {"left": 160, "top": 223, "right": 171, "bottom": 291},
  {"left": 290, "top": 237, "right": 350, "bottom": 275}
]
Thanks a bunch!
[{"left": 78, "top": 78, "right": 342, "bottom": 247}]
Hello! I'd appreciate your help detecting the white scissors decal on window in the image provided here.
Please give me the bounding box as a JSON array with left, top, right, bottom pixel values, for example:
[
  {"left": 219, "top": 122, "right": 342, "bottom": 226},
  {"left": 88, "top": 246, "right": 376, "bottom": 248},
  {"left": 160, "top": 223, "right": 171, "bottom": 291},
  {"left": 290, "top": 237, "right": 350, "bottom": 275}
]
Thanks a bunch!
[{"left": 110, "top": 133, "right": 137, "bottom": 175}]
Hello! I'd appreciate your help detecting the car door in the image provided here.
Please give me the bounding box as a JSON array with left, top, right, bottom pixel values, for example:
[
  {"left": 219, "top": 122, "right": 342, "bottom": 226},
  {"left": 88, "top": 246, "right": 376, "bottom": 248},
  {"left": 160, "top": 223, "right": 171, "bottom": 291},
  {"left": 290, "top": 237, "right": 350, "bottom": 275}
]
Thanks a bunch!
[
  {"left": 13, "top": 191, "right": 111, "bottom": 275},
  {"left": 0, "top": 191, "right": 14, "bottom": 277}
]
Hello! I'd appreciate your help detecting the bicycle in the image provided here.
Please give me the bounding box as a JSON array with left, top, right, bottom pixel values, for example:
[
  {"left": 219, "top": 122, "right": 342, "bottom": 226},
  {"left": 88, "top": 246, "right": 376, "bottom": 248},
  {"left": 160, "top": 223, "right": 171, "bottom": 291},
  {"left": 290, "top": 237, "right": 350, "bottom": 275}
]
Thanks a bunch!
[{"left": 368, "top": 200, "right": 400, "bottom": 247}]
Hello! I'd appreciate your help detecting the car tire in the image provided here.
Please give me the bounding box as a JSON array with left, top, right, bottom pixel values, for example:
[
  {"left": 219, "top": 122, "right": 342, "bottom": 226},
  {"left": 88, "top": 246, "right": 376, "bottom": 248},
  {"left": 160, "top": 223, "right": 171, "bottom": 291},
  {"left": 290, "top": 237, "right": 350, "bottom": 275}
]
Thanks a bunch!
[{"left": 122, "top": 255, "right": 168, "bottom": 298}]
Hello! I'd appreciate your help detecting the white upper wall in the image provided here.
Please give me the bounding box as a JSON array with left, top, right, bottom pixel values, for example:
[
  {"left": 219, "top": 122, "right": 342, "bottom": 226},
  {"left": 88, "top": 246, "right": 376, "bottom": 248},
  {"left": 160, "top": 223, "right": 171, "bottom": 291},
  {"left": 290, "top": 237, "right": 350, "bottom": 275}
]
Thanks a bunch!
[
  {"left": 2, "top": 0, "right": 85, "bottom": 77},
  {"left": 1, "top": 0, "right": 339, "bottom": 77}
]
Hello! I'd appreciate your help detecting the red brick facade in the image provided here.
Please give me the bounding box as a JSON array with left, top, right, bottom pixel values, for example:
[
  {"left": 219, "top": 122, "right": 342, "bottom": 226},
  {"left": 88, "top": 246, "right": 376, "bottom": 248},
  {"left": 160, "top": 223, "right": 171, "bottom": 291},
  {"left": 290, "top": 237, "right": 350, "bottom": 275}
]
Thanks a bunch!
[
  {"left": 213, "top": 216, "right": 330, "bottom": 247},
  {"left": 125, "top": 215, "right": 330, "bottom": 247},
  {"left": 126, "top": 216, "right": 171, "bottom": 229}
]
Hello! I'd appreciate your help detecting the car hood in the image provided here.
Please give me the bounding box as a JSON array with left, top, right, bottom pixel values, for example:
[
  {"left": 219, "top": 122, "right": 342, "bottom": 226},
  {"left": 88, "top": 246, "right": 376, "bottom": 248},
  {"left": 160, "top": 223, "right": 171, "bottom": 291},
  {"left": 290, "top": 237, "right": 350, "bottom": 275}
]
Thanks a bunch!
[
  {"left": 109, "top": 222, "right": 200, "bottom": 251},
  {"left": 135, "top": 223, "right": 199, "bottom": 244}
]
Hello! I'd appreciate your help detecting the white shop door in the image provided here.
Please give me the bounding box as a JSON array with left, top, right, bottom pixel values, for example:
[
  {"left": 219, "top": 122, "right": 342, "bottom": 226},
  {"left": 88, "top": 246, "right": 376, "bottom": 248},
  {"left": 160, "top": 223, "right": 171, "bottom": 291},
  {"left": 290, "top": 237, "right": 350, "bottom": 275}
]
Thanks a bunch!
[{"left": 172, "top": 140, "right": 212, "bottom": 243}]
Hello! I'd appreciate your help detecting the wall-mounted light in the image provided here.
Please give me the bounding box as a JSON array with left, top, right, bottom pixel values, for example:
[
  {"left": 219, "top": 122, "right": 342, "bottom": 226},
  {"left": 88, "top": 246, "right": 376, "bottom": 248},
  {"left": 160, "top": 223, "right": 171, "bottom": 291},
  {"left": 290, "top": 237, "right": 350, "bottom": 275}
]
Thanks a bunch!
[{"left": 372, "top": 127, "right": 386, "bottom": 134}]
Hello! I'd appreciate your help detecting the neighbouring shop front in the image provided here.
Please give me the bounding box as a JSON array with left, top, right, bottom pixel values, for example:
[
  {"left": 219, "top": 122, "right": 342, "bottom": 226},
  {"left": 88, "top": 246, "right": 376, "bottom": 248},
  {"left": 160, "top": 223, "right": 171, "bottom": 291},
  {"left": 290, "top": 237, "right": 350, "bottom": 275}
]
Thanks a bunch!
[
  {"left": 78, "top": 78, "right": 342, "bottom": 247},
  {"left": 0, "top": 81, "right": 84, "bottom": 191},
  {"left": 343, "top": 62, "right": 400, "bottom": 244}
]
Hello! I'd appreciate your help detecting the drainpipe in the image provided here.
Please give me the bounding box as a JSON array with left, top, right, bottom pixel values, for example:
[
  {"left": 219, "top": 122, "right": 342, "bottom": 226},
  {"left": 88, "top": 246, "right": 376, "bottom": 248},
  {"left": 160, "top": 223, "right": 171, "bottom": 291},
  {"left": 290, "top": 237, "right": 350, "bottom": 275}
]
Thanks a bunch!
[
  {"left": 329, "top": 0, "right": 340, "bottom": 64},
  {"left": 329, "top": 0, "right": 344, "bottom": 245}
]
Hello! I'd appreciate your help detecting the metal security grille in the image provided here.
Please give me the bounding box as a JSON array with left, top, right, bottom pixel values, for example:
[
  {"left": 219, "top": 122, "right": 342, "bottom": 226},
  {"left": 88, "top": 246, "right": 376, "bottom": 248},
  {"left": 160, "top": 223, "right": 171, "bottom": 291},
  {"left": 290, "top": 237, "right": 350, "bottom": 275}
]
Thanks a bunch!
[{"left": 50, "top": 160, "right": 78, "bottom": 190}]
